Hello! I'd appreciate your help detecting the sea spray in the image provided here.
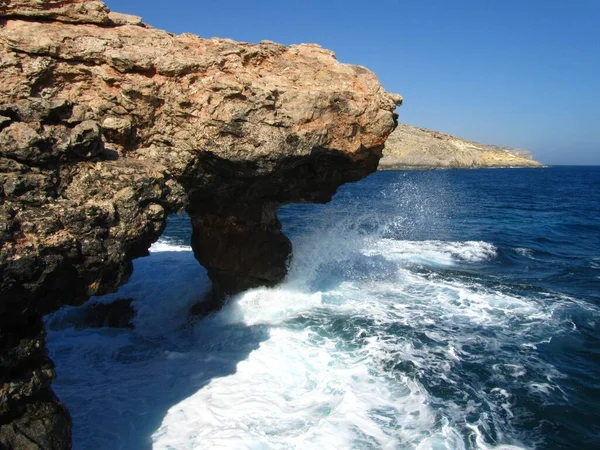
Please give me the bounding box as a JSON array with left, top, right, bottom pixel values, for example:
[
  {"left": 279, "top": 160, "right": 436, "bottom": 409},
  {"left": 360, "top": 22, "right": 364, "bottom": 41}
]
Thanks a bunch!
[{"left": 47, "top": 168, "right": 600, "bottom": 449}]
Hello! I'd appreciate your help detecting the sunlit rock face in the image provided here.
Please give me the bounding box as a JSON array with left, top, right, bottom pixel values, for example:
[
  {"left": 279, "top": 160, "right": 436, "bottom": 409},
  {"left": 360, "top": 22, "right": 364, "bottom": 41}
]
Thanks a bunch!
[
  {"left": 0, "top": 0, "right": 401, "bottom": 447},
  {"left": 379, "top": 123, "right": 542, "bottom": 169}
]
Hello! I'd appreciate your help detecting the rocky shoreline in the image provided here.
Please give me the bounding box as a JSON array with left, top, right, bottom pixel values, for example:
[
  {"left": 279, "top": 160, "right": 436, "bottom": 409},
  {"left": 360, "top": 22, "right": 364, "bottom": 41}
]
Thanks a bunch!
[
  {"left": 379, "top": 123, "right": 543, "bottom": 169},
  {"left": 0, "top": 1, "right": 401, "bottom": 448}
]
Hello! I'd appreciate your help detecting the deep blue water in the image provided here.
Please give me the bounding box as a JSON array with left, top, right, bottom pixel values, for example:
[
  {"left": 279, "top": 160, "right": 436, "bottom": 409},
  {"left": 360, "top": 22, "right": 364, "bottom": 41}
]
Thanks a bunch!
[
  {"left": 47, "top": 166, "right": 600, "bottom": 449},
  {"left": 277, "top": 166, "right": 600, "bottom": 449}
]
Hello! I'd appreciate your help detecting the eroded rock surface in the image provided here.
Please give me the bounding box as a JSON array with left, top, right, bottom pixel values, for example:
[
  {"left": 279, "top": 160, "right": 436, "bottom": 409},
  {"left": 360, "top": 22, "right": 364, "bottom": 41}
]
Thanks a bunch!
[{"left": 0, "top": 0, "right": 401, "bottom": 447}]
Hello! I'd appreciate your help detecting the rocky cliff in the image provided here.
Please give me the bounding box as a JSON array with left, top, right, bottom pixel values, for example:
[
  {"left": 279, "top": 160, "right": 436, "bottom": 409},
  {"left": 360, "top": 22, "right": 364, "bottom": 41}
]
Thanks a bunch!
[
  {"left": 379, "top": 123, "right": 542, "bottom": 169},
  {"left": 0, "top": 1, "right": 402, "bottom": 448}
]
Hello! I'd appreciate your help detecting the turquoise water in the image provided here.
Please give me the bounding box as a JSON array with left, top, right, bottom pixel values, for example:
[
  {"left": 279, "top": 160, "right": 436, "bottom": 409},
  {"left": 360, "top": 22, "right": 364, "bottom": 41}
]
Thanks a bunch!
[{"left": 47, "top": 167, "right": 600, "bottom": 449}]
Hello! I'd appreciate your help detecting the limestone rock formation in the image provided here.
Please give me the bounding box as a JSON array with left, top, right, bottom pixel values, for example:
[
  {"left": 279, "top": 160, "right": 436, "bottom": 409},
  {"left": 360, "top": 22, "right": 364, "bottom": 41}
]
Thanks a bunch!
[
  {"left": 379, "top": 123, "right": 543, "bottom": 169},
  {"left": 0, "top": 1, "right": 401, "bottom": 447}
]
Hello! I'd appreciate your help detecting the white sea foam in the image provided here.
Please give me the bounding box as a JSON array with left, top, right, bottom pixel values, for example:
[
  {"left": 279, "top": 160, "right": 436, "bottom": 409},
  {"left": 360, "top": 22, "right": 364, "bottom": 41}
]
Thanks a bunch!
[
  {"left": 366, "top": 239, "right": 497, "bottom": 266},
  {"left": 148, "top": 234, "right": 553, "bottom": 449},
  {"left": 514, "top": 247, "right": 534, "bottom": 258},
  {"left": 149, "top": 239, "right": 192, "bottom": 253},
  {"left": 153, "top": 285, "right": 439, "bottom": 449},
  {"left": 46, "top": 229, "right": 584, "bottom": 449}
]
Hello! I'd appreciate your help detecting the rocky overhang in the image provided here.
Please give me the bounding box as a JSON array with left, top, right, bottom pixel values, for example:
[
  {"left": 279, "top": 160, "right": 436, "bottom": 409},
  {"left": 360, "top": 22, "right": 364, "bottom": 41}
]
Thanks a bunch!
[{"left": 0, "top": 1, "right": 402, "bottom": 448}]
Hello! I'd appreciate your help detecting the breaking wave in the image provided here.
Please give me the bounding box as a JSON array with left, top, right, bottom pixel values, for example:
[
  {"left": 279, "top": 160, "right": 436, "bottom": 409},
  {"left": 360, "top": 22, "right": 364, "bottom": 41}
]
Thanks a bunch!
[{"left": 46, "top": 168, "right": 600, "bottom": 449}]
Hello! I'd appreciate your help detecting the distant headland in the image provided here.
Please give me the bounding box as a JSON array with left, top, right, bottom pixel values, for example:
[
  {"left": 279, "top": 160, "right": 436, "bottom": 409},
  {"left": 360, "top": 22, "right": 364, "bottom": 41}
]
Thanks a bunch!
[{"left": 380, "top": 123, "right": 543, "bottom": 169}]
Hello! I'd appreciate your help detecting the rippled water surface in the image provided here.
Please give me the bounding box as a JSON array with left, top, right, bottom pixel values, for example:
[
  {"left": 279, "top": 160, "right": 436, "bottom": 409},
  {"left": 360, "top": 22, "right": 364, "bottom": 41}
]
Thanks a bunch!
[{"left": 46, "top": 166, "right": 600, "bottom": 449}]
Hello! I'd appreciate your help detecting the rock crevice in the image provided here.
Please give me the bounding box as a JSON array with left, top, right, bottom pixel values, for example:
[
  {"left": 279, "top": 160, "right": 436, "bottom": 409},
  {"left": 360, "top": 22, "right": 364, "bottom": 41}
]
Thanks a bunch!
[{"left": 0, "top": 1, "right": 401, "bottom": 448}]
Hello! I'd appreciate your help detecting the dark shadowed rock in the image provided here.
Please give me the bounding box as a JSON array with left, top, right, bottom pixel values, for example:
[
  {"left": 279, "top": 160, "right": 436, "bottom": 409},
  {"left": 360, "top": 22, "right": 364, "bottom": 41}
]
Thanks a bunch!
[
  {"left": 83, "top": 298, "right": 135, "bottom": 329},
  {"left": 0, "top": 313, "right": 71, "bottom": 450},
  {"left": 191, "top": 205, "right": 293, "bottom": 298},
  {"left": 0, "top": 388, "right": 71, "bottom": 450}
]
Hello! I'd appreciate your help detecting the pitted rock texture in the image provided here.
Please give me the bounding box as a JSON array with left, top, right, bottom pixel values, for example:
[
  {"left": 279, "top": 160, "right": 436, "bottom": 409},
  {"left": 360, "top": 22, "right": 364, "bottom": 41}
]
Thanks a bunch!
[
  {"left": 0, "top": 0, "right": 111, "bottom": 24},
  {"left": 0, "top": 1, "right": 401, "bottom": 447}
]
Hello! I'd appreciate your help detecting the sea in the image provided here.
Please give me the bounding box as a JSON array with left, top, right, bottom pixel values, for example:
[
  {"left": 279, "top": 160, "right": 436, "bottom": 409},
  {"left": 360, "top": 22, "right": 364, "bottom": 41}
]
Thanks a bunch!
[{"left": 45, "top": 166, "right": 600, "bottom": 449}]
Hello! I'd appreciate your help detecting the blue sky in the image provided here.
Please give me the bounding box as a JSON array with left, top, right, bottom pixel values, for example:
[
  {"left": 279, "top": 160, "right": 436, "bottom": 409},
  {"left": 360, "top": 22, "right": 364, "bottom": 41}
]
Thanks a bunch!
[{"left": 105, "top": 0, "right": 600, "bottom": 164}]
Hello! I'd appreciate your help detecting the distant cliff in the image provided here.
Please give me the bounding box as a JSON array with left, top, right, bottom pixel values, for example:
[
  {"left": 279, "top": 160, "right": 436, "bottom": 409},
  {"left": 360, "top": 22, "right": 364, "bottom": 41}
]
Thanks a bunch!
[
  {"left": 380, "top": 123, "right": 543, "bottom": 169},
  {"left": 0, "top": 1, "right": 402, "bottom": 448}
]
